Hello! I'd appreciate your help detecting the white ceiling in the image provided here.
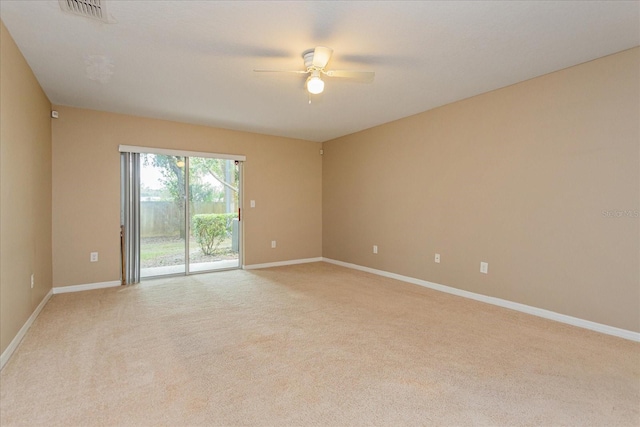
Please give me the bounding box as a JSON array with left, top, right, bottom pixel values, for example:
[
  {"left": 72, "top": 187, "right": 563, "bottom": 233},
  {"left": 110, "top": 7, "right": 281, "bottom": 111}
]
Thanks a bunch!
[{"left": 1, "top": 1, "right": 638, "bottom": 142}]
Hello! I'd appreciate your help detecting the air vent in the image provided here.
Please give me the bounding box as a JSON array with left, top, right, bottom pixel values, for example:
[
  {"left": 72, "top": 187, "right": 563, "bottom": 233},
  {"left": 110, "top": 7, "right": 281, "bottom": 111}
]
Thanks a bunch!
[{"left": 59, "top": 0, "right": 110, "bottom": 23}]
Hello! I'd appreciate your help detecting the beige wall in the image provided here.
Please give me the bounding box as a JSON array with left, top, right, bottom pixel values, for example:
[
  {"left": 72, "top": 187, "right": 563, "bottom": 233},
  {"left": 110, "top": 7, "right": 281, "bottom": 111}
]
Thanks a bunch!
[
  {"left": 52, "top": 107, "right": 322, "bottom": 287},
  {"left": 0, "top": 22, "right": 53, "bottom": 354},
  {"left": 323, "top": 48, "right": 640, "bottom": 332}
]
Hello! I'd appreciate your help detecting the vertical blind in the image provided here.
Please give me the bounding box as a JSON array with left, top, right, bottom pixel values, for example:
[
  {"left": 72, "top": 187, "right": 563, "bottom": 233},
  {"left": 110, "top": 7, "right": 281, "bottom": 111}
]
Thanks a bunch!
[{"left": 120, "top": 152, "right": 140, "bottom": 284}]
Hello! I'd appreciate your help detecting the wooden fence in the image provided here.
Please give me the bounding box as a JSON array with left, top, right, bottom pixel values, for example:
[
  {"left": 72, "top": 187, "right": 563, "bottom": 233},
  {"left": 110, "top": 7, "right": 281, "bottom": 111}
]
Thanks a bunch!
[{"left": 141, "top": 201, "right": 230, "bottom": 237}]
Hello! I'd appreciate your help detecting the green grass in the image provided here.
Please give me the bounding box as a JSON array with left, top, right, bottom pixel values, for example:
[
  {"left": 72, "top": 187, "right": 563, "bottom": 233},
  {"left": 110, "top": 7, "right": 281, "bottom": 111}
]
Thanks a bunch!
[
  {"left": 140, "top": 238, "right": 185, "bottom": 262},
  {"left": 140, "top": 235, "right": 234, "bottom": 266}
]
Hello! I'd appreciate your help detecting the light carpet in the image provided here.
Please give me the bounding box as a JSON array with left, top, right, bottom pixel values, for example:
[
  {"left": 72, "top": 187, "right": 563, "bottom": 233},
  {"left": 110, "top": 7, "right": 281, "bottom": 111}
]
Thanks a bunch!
[{"left": 1, "top": 262, "right": 638, "bottom": 426}]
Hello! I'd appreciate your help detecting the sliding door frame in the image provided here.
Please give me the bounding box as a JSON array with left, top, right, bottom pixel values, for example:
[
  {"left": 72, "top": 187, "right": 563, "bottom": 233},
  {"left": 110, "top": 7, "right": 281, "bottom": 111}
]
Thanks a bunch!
[{"left": 120, "top": 145, "right": 246, "bottom": 283}]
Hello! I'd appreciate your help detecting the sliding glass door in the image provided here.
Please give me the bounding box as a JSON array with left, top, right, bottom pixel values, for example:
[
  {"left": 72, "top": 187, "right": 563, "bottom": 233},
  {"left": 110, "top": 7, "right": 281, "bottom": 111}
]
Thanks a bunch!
[
  {"left": 188, "top": 158, "right": 240, "bottom": 273},
  {"left": 121, "top": 146, "right": 243, "bottom": 282},
  {"left": 139, "top": 154, "right": 187, "bottom": 277}
]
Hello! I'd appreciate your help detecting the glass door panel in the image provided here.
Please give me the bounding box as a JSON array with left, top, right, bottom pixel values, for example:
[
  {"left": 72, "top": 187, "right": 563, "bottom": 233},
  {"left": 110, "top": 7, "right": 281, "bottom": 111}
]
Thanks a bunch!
[
  {"left": 188, "top": 157, "right": 240, "bottom": 272},
  {"left": 140, "top": 154, "right": 186, "bottom": 277}
]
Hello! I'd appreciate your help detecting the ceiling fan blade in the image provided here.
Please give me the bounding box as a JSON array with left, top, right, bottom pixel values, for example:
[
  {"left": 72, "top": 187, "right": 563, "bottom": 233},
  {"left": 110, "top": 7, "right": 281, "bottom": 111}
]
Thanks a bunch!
[
  {"left": 324, "top": 70, "right": 375, "bottom": 82},
  {"left": 312, "top": 46, "right": 333, "bottom": 68},
  {"left": 253, "top": 69, "right": 309, "bottom": 74}
]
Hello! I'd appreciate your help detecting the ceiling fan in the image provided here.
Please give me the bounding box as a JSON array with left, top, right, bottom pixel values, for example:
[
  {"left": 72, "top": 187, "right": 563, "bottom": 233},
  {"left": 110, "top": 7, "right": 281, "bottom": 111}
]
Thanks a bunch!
[{"left": 254, "top": 46, "right": 375, "bottom": 95}]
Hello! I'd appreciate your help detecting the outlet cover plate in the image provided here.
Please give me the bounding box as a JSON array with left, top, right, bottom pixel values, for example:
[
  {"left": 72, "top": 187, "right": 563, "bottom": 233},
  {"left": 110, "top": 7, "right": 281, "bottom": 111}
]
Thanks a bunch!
[{"left": 480, "top": 262, "right": 488, "bottom": 274}]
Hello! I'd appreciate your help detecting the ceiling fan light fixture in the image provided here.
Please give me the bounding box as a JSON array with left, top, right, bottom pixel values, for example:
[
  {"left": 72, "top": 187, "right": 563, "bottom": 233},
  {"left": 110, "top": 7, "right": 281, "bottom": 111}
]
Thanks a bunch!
[
  {"left": 307, "top": 74, "right": 324, "bottom": 94},
  {"left": 255, "top": 46, "right": 374, "bottom": 99}
]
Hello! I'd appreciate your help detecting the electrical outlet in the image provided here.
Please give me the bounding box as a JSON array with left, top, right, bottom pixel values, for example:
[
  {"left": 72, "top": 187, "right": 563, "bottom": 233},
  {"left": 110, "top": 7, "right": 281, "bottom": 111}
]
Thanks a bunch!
[
  {"left": 30, "top": 274, "right": 34, "bottom": 289},
  {"left": 480, "top": 262, "right": 489, "bottom": 274},
  {"left": 271, "top": 240, "right": 276, "bottom": 248},
  {"left": 90, "top": 252, "right": 99, "bottom": 262},
  {"left": 373, "top": 245, "right": 378, "bottom": 254},
  {"left": 435, "top": 253, "right": 440, "bottom": 263}
]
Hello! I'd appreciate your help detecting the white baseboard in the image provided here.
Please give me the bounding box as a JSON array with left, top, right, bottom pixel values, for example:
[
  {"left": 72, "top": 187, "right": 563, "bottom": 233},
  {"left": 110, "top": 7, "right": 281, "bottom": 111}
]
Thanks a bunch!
[
  {"left": 244, "top": 257, "right": 323, "bottom": 270},
  {"left": 53, "top": 280, "right": 121, "bottom": 294},
  {"left": 322, "top": 258, "right": 640, "bottom": 342},
  {"left": 1, "top": 289, "right": 53, "bottom": 371}
]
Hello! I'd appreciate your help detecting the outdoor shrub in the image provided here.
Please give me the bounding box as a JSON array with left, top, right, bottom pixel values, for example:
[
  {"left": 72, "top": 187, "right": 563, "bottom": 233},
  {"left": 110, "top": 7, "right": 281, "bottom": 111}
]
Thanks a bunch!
[{"left": 192, "top": 213, "right": 235, "bottom": 255}]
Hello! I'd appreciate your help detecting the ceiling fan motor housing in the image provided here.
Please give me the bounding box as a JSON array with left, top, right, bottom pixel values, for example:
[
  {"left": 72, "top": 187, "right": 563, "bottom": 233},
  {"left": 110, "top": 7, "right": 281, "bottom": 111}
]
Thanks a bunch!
[{"left": 302, "top": 49, "right": 316, "bottom": 70}]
